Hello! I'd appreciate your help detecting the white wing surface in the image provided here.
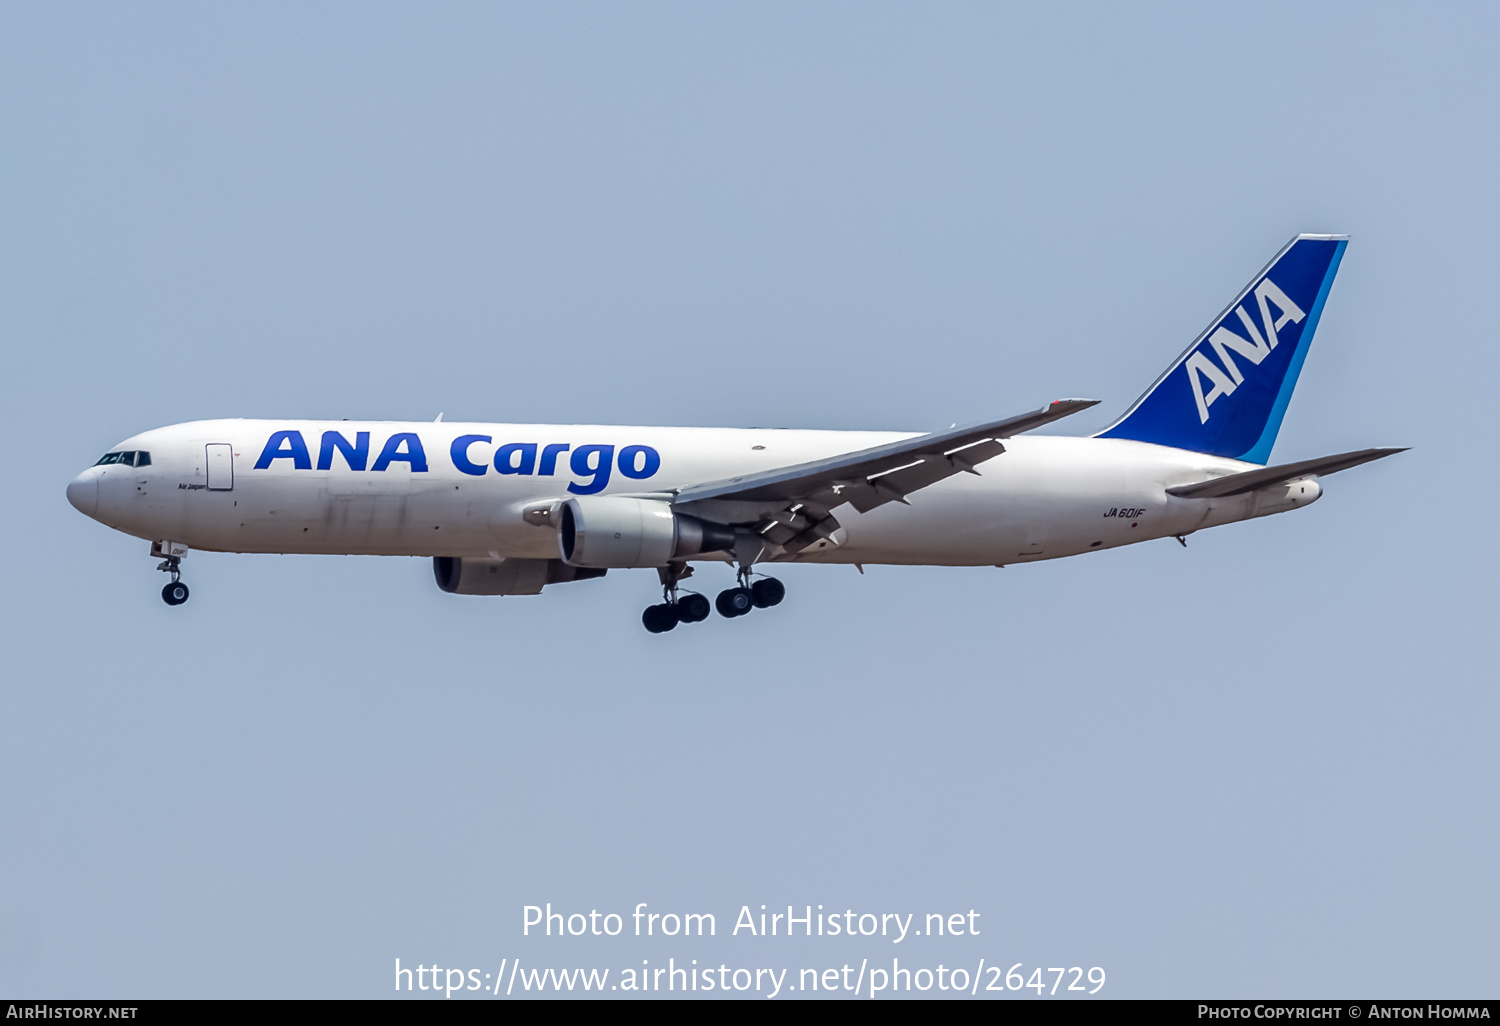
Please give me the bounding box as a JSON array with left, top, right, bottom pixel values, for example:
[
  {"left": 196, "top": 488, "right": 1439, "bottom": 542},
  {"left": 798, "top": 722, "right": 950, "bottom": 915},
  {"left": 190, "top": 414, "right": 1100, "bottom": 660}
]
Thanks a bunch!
[{"left": 674, "top": 399, "right": 1098, "bottom": 556}]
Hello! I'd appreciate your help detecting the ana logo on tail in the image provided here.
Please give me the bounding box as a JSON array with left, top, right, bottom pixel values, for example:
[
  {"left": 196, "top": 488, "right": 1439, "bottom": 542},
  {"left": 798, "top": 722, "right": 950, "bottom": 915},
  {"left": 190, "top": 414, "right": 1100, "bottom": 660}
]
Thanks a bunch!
[
  {"left": 1094, "top": 234, "right": 1346, "bottom": 463},
  {"left": 1185, "top": 277, "right": 1306, "bottom": 423}
]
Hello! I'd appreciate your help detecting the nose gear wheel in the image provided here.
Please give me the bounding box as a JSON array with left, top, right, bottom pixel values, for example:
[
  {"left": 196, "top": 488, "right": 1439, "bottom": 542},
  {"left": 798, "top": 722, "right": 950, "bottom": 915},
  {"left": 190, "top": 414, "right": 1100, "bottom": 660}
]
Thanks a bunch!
[{"left": 156, "top": 554, "right": 190, "bottom": 605}]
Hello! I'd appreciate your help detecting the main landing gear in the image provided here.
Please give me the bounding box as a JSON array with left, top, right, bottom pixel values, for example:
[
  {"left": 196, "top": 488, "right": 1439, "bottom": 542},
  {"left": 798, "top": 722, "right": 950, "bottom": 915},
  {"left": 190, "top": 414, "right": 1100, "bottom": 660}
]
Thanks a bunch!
[
  {"left": 642, "top": 564, "right": 784, "bottom": 633},
  {"left": 715, "top": 576, "right": 785, "bottom": 618},
  {"left": 157, "top": 554, "right": 189, "bottom": 606},
  {"left": 642, "top": 563, "right": 712, "bottom": 634},
  {"left": 641, "top": 593, "right": 710, "bottom": 633}
]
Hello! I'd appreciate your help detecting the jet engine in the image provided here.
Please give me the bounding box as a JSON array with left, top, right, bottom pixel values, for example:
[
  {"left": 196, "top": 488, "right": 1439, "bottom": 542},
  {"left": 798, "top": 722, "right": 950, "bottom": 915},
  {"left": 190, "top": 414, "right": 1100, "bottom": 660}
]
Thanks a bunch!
[{"left": 558, "top": 496, "right": 735, "bottom": 569}]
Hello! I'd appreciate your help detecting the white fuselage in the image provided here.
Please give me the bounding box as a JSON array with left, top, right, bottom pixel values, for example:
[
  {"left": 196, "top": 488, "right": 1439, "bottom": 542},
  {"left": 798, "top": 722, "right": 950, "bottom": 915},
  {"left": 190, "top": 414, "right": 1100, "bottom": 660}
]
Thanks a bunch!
[{"left": 66, "top": 419, "right": 1320, "bottom": 567}]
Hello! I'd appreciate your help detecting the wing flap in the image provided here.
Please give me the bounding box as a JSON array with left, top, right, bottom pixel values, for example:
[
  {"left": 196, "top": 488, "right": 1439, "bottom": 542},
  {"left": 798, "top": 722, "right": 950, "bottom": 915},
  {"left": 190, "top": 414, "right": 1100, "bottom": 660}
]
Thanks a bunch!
[{"left": 844, "top": 437, "right": 1008, "bottom": 512}]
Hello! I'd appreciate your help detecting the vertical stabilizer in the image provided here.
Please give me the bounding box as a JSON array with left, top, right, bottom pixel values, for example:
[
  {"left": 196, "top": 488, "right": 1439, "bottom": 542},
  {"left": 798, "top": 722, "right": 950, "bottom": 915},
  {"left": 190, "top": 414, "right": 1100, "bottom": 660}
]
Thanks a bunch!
[{"left": 1096, "top": 234, "right": 1347, "bottom": 464}]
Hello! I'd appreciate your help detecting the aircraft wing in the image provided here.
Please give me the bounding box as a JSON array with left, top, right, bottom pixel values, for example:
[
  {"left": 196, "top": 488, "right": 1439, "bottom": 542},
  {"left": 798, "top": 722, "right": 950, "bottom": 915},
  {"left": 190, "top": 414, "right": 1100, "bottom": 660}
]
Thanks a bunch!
[
  {"left": 1166, "top": 447, "right": 1408, "bottom": 498},
  {"left": 674, "top": 399, "right": 1099, "bottom": 556}
]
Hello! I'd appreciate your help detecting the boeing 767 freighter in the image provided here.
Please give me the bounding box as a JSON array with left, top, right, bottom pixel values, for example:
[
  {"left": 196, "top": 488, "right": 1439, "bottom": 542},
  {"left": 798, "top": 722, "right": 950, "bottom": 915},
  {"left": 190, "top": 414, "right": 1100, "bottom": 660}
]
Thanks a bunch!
[{"left": 67, "top": 234, "right": 1403, "bottom": 631}]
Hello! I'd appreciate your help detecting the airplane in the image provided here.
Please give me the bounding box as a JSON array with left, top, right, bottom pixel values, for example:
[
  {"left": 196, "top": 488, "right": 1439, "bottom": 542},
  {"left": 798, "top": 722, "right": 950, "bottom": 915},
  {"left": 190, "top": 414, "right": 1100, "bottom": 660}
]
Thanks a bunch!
[{"left": 66, "top": 233, "right": 1403, "bottom": 632}]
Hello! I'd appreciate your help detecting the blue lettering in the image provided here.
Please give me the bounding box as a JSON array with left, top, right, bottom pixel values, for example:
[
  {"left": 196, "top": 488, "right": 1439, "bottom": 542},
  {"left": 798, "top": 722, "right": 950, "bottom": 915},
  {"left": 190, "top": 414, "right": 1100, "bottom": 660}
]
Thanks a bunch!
[
  {"left": 254, "top": 430, "right": 312, "bottom": 470},
  {"left": 539, "top": 443, "right": 570, "bottom": 476},
  {"left": 372, "top": 433, "right": 428, "bottom": 472},
  {"left": 567, "top": 444, "right": 614, "bottom": 495},
  {"left": 450, "top": 434, "right": 492, "bottom": 477},
  {"left": 494, "top": 442, "right": 538, "bottom": 476},
  {"left": 318, "top": 430, "right": 369, "bottom": 471},
  {"left": 617, "top": 444, "right": 660, "bottom": 480}
]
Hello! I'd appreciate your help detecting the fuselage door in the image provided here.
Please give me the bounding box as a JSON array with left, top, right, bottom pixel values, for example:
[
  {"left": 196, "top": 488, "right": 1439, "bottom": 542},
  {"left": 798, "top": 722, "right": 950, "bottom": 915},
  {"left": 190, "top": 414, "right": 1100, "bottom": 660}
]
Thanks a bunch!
[{"left": 206, "top": 444, "right": 234, "bottom": 491}]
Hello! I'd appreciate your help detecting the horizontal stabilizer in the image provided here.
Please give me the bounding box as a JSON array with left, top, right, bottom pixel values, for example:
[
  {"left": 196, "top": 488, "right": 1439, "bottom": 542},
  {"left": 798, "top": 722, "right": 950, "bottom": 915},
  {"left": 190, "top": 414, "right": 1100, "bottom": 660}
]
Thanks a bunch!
[{"left": 1166, "top": 447, "right": 1407, "bottom": 498}]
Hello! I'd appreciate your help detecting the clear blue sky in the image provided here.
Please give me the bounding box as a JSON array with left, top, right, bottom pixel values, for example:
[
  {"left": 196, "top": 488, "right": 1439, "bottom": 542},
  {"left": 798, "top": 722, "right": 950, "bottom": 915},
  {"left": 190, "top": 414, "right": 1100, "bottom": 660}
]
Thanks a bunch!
[{"left": 2, "top": 1, "right": 1495, "bottom": 998}]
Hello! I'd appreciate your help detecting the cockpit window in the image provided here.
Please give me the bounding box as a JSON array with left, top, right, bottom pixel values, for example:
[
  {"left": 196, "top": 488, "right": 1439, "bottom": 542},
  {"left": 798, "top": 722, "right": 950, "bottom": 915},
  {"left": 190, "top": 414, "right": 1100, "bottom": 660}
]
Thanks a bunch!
[{"left": 93, "top": 451, "right": 149, "bottom": 467}]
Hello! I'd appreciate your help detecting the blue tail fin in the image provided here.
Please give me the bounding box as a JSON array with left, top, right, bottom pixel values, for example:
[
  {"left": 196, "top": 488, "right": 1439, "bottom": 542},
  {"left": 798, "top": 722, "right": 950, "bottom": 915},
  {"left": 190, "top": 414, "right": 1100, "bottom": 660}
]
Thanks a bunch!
[{"left": 1096, "top": 234, "right": 1347, "bottom": 464}]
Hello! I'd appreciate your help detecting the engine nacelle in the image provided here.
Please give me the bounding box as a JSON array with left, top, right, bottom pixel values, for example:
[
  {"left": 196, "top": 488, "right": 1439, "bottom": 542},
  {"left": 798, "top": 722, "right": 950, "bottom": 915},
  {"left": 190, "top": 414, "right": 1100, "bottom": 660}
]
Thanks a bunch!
[
  {"left": 558, "top": 496, "right": 735, "bottom": 568},
  {"left": 433, "top": 556, "right": 605, "bottom": 595}
]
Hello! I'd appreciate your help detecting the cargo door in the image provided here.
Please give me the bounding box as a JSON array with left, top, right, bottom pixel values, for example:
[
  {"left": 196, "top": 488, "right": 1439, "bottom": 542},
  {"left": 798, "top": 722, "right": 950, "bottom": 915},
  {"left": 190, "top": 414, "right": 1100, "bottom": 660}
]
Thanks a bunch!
[{"left": 206, "top": 443, "right": 234, "bottom": 491}]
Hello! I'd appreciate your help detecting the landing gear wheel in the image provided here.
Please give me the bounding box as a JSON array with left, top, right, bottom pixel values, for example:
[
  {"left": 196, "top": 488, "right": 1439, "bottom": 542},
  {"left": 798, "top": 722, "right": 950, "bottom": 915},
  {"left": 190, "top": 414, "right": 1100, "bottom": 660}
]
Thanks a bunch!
[
  {"left": 716, "top": 587, "right": 754, "bottom": 618},
  {"left": 162, "top": 581, "right": 190, "bottom": 606},
  {"left": 674, "top": 593, "right": 711, "bottom": 623},
  {"left": 750, "top": 577, "right": 785, "bottom": 608},
  {"left": 642, "top": 603, "right": 679, "bottom": 633}
]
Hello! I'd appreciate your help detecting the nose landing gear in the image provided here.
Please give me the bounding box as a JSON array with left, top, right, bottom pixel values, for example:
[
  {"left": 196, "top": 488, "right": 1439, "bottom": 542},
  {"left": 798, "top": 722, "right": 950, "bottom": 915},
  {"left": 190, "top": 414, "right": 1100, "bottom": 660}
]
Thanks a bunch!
[{"left": 154, "top": 543, "right": 190, "bottom": 606}]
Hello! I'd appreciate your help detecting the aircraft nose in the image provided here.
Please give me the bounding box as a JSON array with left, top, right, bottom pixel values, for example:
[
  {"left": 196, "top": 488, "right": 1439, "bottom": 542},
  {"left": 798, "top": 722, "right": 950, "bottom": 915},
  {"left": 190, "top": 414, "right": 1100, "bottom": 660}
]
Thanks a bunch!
[{"left": 66, "top": 469, "right": 99, "bottom": 517}]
